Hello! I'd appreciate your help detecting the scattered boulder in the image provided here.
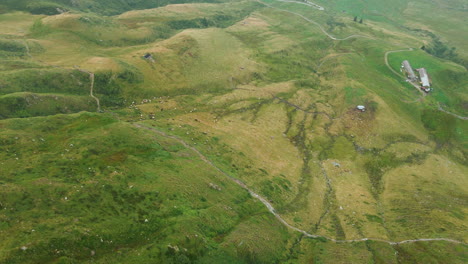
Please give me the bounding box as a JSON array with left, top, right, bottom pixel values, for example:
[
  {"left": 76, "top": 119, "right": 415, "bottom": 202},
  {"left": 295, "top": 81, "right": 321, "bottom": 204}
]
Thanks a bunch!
[{"left": 208, "top": 183, "right": 222, "bottom": 191}]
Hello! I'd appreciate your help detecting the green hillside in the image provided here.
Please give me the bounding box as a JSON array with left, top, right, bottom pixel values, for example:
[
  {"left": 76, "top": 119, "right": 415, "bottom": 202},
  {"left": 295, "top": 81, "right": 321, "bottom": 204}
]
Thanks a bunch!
[
  {"left": 0, "top": 0, "right": 467, "bottom": 263},
  {"left": 0, "top": 0, "right": 234, "bottom": 15}
]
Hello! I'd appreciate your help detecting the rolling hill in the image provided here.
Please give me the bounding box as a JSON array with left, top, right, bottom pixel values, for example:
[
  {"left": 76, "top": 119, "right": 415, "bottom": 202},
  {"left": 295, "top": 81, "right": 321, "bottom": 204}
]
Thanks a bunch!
[{"left": 0, "top": 0, "right": 467, "bottom": 263}]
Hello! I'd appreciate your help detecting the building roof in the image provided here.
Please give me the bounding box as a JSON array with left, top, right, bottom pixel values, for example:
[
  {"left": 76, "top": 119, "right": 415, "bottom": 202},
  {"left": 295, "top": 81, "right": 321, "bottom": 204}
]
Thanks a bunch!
[
  {"left": 417, "top": 68, "right": 430, "bottom": 87},
  {"left": 402, "top": 60, "right": 417, "bottom": 80}
]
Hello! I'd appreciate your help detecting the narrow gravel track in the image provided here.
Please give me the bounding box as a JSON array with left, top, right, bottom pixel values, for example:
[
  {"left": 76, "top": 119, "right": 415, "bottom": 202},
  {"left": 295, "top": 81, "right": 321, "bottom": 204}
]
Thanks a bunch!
[
  {"left": 74, "top": 67, "right": 101, "bottom": 112},
  {"left": 384, "top": 49, "right": 413, "bottom": 77},
  {"left": 256, "top": 0, "right": 374, "bottom": 41},
  {"left": 135, "top": 123, "right": 467, "bottom": 246},
  {"left": 276, "top": 0, "right": 324, "bottom": 10},
  {"left": 437, "top": 103, "right": 468, "bottom": 120},
  {"left": 21, "top": 40, "right": 102, "bottom": 112},
  {"left": 264, "top": 0, "right": 464, "bottom": 120},
  {"left": 384, "top": 48, "right": 427, "bottom": 97},
  {"left": 385, "top": 50, "right": 467, "bottom": 120},
  {"left": 18, "top": 3, "right": 466, "bottom": 245}
]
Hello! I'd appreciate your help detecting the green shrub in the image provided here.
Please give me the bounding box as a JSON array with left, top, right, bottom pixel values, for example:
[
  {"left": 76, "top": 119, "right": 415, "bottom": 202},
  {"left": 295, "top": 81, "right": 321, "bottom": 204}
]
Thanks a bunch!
[
  {"left": 0, "top": 39, "right": 26, "bottom": 53},
  {"left": 0, "top": 69, "right": 89, "bottom": 95},
  {"left": 26, "top": 1, "right": 63, "bottom": 15},
  {"left": 0, "top": 93, "right": 96, "bottom": 119},
  {"left": 365, "top": 152, "right": 402, "bottom": 194},
  {"left": 424, "top": 36, "right": 468, "bottom": 69},
  {"left": 29, "top": 20, "right": 53, "bottom": 37}
]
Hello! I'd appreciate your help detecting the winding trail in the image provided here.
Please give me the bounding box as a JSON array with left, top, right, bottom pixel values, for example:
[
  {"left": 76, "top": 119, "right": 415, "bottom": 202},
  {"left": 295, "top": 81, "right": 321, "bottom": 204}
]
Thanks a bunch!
[
  {"left": 262, "top": 0, "right": 462, "bottom": 117},
  {"left": 74, "top": 67, "right": 101, "bottom": 112},
  {"left": 276, "top": 0, "right": 324, "bottom": 10},
  {"left": 21, "top": 40, "right": 101, "bottom": 112},
  {"left": 136, "top": 0, "right": 465, "bottom": 247},
  {"left": 384, "top": 49, "right": 413, "bottom": 77},
  {"left": 135, "top": 123, "right": 467, "bottom": 246},
  {"left": 385, "top": 50, "right": 467, "bottom": 120},
  {"left": 256, "top": 0, "right": 374, "bottom": 41},
  {"left": 384, "top": 48, "right": 426, "bottom": 97},
  {"left": 437, "top": 103, "right": 468, "bottom": 120},
  {"left": 14, "top": 1, "right": 467, "bottom": 245}
]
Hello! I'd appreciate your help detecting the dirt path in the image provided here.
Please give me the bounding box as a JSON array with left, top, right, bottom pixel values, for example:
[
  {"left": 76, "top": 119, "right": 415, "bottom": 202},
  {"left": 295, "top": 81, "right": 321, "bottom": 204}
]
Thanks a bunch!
[
  {"left": 134, "top": 2, "right": 464, "bottom": 246},
  {"left": 384, "top": 49, "right": 412, "bottom": 77},
  {"left": 74, "top": 68, "right": 101, "bottom": 112},
  {"left": 384, "top": 49, "right": 468, "bottom": 120},
  {"left": 135, "top": 123, "right": 467, "bottom": 246},
  {"left": 21, "top": 40, "right": 101, "bottom": 112},
  {"left": 276, "top": 0, "right": 324, "bottom": 10},
  {"left": 437, "top": 103, "right": 468, "bottom": 120},
  {"left": 88, "top": 72, "right": 101, "bottom": 112},
  {"left": 257, "top": 3, "right": 426, "bottom": 100},
  {"left": 256, "top": 0, "right": 373, "bottom": 41},
  {"left": 384, "top": 48, "right": 427, "bottom": 97},
  {"left": 258, "top": 3, "right": 427, "bottom": 101}
]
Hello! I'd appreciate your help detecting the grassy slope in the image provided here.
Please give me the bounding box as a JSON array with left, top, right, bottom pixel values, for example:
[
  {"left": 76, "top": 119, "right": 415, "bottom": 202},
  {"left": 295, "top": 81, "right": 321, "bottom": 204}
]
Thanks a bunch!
[
  {"left": 0, "top": 0, "right": 238, "bottom": 15},
  {"left": 0, "top": 1, "right": 261, "bottom": 118},
  {"left": 0, "top": 113, "right": 289, "bottom": 263},
  {"left": 0, "top": 0, "right": 467, "bottom": 263},
  {"left": 387, "top": 50, "right": 467, "bottom": 115}
]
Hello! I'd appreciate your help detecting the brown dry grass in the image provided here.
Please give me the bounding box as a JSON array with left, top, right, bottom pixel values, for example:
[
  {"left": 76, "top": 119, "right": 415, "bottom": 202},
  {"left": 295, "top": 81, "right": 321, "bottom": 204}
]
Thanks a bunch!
[
  {"left": 0, "top": 12, "right": 43, "bottom": 35},
  {"left": 382, "top": 154, "right": 468, "bottom": 240},
  {"left": 81, "top": 57, "right": 121, "bottom": 71},
  {"left": 171, "top": 103, "right": 304, "bottom": 192},
  {"left": 209, "top": 82, "right": 294, "bottom": 105},
  {"left": 228, "top": 15, "right": 296, "bottom": 53},
  {"left": 42, "top": 13, "right": 82, "bottom": 29},
  {"left": 117, "top": 3, "right": 213, "bottom": 19},
  {"left": 323, "top": 158, "right": 389, "bottom": 239}
]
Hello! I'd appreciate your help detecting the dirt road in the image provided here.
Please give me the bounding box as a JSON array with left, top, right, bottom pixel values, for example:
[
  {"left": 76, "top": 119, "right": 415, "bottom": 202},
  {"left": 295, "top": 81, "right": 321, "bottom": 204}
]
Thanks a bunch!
[
  {"left": 276, "top": 0, "right": 324, "bottom": 10},
  {"left": 21, "top": 40, "right": 101, "bottom": 112},
  {"left": 437, "top": 103, "right": 468, "bottom": 120},
  {"left": 257, "top": 0, "right": 374, "bottom": 41},
  {"left": 75, "top": 67, "right": 101, "bottom": 112},
  {"left": 135, "top": 123, "right": 467, "bottom": 246},
  {"left": 384, "top": 48, "right": 427, "bottom": 97}
]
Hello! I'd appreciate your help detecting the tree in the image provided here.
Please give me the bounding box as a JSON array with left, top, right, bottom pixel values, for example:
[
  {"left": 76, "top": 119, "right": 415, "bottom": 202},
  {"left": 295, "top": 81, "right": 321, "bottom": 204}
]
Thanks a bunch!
[
  {"left": 353, "top": 16, "right": 357, "bottom": 22},
  {"left": 359, "top": 18, "right": 363, "bottom": 23}
]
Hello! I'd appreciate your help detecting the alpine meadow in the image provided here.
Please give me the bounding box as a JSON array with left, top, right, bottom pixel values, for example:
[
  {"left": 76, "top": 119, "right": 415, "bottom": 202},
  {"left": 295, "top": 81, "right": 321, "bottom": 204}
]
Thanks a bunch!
[{"left": 0, "top": 0, "right": 467, "bottom": 263}]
